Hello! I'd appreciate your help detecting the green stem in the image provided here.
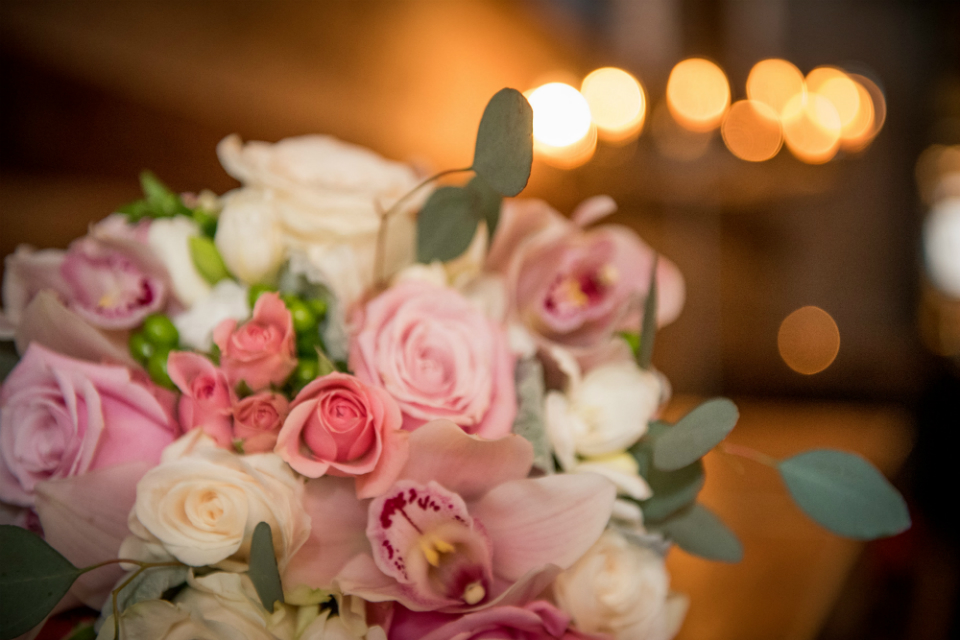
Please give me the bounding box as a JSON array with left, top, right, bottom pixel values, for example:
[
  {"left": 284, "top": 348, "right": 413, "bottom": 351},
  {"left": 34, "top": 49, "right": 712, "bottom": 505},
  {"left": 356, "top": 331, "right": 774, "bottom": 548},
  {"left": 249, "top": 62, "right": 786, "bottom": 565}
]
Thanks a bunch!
[
  {"left": 718, "top": 442, "right": 779, "bottom": 468},
  {"left": 383, "top": 167, "right": 472, "bottom": 221},
  {"left": 77, "top": 558, "right": 146, "bottom": 575}
]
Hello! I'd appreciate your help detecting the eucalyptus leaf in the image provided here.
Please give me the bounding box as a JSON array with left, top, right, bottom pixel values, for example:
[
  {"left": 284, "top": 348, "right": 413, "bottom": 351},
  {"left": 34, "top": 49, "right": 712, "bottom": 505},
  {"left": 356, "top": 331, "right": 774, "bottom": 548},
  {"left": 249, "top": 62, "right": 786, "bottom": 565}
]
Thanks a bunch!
[
  {"left": 651, "top": 504, "right": 743, "bottom": 562},
  {"left": 98, "top": 564, "right": 188, "bottom": 624},
  {"left": 189, "top": 236, "right": 230, "bottom": 285},
  {"left": 637, "top": 256, "right": 658, "bottom": 369},
  {"left": 465, "top": 175, "right": 503, "bottom": 240},
  {"left": 629, "top": 421, "right": 704, "bottom": 522},
  {"left": 653, "top": 398, "right": 739, "bottom": 472},
  {"left": 511, "top": 358, "right": 554, "bottom": 474},
  {"left": 472, "top": 88, "right": 534, "bottom": 197},
  {"left": 249, "top": 522, "right": 284, "bottom": 611},
  {"left": 0, "top": 525, "right": 82, "bottom": 639},
  {"left": 778, "top": 449, "right": 910, "bottom": 539},
  {"left": 416, "top": 186, "right": 479, "bottom": 263}
]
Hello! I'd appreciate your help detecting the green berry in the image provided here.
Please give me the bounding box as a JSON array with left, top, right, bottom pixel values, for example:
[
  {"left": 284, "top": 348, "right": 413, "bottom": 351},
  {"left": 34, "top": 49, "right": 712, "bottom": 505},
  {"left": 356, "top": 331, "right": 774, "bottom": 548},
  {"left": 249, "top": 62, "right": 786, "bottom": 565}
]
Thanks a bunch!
[
  {"left": 128, "top": 331, "right": 155, "bottom": 364},
  {"left": 288, "top": 300, "right": 318, "bottom": 334},
  {"left": 292, "top": 358, "right": 320, "bottom": 388},
  {"left": 281, "top": 292, "right": 300, "bottom": 308},
  {"left": 142, "top": 314, "right": 179, "bottom": 348},
  {"left": 305, "top": 298, "right": 328, "bottom": 319},
  {"left": 147, "top": 347, "right": 175, "bottom": 389},
  {"left": 296, "top": 330, "right": 324, "bottom": 356},
  {"left": 248, "top": 283, "right": 276, "bottom": 309}
]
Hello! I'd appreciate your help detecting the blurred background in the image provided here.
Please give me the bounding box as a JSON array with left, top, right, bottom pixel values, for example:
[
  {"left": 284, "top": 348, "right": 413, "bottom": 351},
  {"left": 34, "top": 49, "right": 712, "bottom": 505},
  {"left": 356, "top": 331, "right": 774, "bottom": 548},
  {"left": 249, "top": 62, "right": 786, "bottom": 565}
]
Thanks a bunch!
[{"left": 1, "top": 1, "right": 958, "bottom": 639}]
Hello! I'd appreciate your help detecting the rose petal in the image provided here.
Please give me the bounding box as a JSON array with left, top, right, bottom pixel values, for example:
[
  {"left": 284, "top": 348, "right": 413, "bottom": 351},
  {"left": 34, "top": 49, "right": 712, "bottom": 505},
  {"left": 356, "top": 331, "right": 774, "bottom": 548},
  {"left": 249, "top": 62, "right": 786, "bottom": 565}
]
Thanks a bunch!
[{"left": 470, "top": 474, "right": 616, "bottom": 581}]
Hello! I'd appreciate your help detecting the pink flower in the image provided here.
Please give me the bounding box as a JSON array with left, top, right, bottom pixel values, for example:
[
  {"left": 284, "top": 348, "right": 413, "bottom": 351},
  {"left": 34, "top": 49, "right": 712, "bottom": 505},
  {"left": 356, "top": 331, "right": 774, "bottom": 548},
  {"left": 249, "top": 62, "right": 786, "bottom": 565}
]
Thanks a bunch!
[
  {"left": 389, "top": 600, "right": 612, "bottom": 640},
  {"left": 233, "top": 392, "right": 289, "bottom": 453},
  {"left": 283, "top": 421, "right": 616, "bottom": 614},
  {"left": 167, "top": 351, "right": 235, "bottom": 448},
  {"left": 276, "top": 373, "right": 408, "bottom": 499},
  {"left": 486, "top": 198, "right": 685, "bottom": 364},
  {"left": 213, "top": 291, "right": 296, "bottom": 391},
  {"left": 349, "top": 281, "right": 516, "bottom": 437},
  {"left": 0, "top": 343, "right": 179, "bottom": 506}
]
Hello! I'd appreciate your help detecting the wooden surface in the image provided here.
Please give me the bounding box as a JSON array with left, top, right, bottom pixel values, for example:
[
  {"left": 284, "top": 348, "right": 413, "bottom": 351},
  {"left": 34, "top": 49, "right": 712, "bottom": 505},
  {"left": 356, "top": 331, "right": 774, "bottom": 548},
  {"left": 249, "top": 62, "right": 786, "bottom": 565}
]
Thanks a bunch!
[{"left": 662, "top": 397, "right": 914, "bottom": 640}]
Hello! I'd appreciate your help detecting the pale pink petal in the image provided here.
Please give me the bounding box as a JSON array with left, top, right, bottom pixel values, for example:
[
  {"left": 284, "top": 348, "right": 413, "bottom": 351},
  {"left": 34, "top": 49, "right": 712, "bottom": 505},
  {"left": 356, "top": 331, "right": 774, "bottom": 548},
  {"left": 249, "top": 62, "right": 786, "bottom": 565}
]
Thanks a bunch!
[
  {"left": 399, "top": 420, "right": 533, "bottom": 501},
  {"left": 572, "top": 195, "right": 617, "bottom": 228},
  {"left": 334, "top": 552, "right": 414, "bottom": 605},
  {"left": 473, "top": 564, "right": 562, "bottom": 611},
  {"left": 34, "top": 462, "right": 152, "bottom": 608},
  {"left": 15, "top": 292, "right": 139, "bottom": 367},
  {"left": 470, "top": 474, "right": 615, "bottom": 581},
  {"left": 486, "top": 199, "right": 567, "bottom": 274},
  {"left": 283, "top": 477, "right": 370, "bottom": 590},
  {"left": 355, "top": 427, "right": 409, "bottom": 500}
]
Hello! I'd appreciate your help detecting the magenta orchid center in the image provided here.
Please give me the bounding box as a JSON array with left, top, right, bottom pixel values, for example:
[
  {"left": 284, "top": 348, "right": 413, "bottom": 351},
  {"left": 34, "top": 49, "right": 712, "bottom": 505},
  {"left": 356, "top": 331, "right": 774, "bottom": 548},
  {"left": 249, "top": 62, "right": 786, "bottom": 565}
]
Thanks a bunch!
[
  {"left": 60, "top": 250, "right": 164, "bottom": 329},
  {"left": 368, "top": 480, "right": 493, "bottom": 608},
  {"left": 542, "top": 263, "right": 618, "bottom": 320}
]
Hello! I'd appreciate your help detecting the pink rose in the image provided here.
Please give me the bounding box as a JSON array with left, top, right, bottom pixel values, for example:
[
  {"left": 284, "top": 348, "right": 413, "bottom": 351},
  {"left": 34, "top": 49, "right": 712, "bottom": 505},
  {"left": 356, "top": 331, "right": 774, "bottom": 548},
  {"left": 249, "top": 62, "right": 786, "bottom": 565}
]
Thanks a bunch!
[
  {"left": 486, "top": 198, "right": 685, "bottom": 365},
  {"left": 349, "top": 281, "right": 517, "bottom": 437},
  {"left": 213, "top": 291, "right": 296, "bottom": 391},
  {"left": 389, "top": 601, "right": 612, "bottom": 640},
  {"left": 167, "top": 351, "right": 236, "bottom": 448},
  {"left": 0, "top": 343, "right": 179, "bottom": 506},
  {"left": 276, "top": 372, "right": 407, "bottom": 499},
  {"left": 233, "top": 392, "right": 289, "bottom": 453}
]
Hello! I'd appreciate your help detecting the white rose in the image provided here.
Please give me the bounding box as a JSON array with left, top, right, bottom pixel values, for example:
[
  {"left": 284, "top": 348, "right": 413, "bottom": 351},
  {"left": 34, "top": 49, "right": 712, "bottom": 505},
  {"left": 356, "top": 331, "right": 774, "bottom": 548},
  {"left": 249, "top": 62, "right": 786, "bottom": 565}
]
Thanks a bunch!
[
  {"left": 554, "top": 530, "right": 688, "bottom": 640},
  {"left": 147, "top": 217, "right": 212, "bottom": 306},
  {"left": 97, "top": 599, "right": 225, "bottom": 640},
  {"left": 215, "top": 188, "right": 286, "bottom": 285},
  {"left": 173, "top": 279, "right": 250, "bottom": 351},
  {"left": 176, "top": 571, "right": 295, "bottom": 640},
  {"left": 299, "top": 593, "right": 386, "bottom": 640},
  {"left": 120, "top": 431, "right": 310, "bottom": 570},
  {"left": 216, "top": 134, "right": 421, "bottom": 305}
]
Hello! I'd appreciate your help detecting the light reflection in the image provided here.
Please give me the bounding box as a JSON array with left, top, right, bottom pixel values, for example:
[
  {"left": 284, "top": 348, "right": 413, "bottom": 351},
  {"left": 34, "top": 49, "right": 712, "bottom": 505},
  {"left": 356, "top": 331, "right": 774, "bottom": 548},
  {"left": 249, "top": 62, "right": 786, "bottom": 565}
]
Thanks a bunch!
[
  {"left": 721, "top": 100, "right": 783, "bottom": 162},
  {"left": 781, "top": 93, "right": 842, "bottom": 164},
  {"left": 526, "top": 82, "right": 593, "bottom": 148},
  {"left": 746, "top": 59, "right": 806, "bottom": 115},
  {"left": 666, "top": 58, "right": 730, "bottom": 132},
  {"left": 846, "top": 73, "right": 886, "bottom": 150},
  {"left": 778, "top": 306, "right": 841, "bottom": 375},
  {"left": 581, "top": 67, "right": 646, "bottom": 143}
]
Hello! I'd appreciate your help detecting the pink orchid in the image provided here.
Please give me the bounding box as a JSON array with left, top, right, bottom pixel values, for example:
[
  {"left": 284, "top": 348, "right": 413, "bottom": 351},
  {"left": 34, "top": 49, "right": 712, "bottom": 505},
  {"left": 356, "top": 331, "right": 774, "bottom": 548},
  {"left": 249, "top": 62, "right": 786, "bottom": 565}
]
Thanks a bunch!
[
  {"left": 389, "top": 600, "right": 612, "bottom": 640},
  {"left": 167, "top": 351, "right": 236, "bottom": 448},
  {"left": 486, "top": 198, "right": 685, "bottom": 366},
  {"left": 213, "top": 292, "right": 297, "bottom": 391},
  {"left": 283, "top": 420, "right": 615, "bottom": 613}
]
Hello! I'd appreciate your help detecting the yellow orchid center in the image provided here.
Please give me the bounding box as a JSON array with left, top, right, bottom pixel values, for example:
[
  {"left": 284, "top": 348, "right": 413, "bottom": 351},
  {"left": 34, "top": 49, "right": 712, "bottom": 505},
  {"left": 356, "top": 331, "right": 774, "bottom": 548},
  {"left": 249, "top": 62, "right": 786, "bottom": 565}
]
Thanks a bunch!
[
  {"left": 418, "top": 533, "right": 456, "bottom": 568},
  {"left": 463, "top": 581, "right": 486, "bottom": 605}
]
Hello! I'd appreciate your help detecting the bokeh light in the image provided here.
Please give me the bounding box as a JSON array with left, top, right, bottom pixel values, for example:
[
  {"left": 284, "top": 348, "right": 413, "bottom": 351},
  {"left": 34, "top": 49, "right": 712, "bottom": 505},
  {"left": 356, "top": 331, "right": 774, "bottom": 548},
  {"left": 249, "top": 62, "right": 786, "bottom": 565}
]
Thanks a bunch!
[
  {"left": 846, "top": 73, "right": 886, "bottom": 151},
  {"left": 526, "top": 82, "right": 596, "bottom": 168},
  {"left": 924, "top": 197, "right": 960, "bottom": 298},
  {"left": 526, "top": 82, "right": 593, "bottom": 148},
  {"left": 807, "top": 67, "right": 860, "bottom": 129},
  {"left": 778, "top": 306, "right": 841, "bottom": 375},
  {"left": 721, "top": 100, "right": 783, "bottom": 162},
  {"left": 581, "top": 67, "right": 646, "bottom": 143},
  {"left": 838, "top": 78, "right": 875, "bottom": 151},
  {"left": 781, "top": 92, "right": 842, "bottom": 164},
  {"left": 746, "top": 58, "right": 806, "bottom": 115},
  {"left": 666, "top": 58, "right": 730, "bottom": 132}
]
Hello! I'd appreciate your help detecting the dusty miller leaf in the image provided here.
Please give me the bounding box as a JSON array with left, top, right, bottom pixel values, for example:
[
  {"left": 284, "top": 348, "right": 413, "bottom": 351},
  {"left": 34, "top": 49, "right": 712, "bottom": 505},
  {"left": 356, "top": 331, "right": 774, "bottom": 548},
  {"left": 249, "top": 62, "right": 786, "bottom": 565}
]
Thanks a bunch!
[
  {"left": 511, "top": 358, "right": 554, "bottom": 474},
  {"left": 637, "top": 255, "right": 658, "bottom": 369}
]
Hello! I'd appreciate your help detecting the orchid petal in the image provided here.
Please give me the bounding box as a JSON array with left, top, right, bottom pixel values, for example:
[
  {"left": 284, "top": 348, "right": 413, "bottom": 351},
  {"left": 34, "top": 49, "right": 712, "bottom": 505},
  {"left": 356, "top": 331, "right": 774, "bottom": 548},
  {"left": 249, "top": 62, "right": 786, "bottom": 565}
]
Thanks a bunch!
[
  {"left": 283, "top": 477, "right": 370, "bottom": 590},
  {"left": 355, "top": 427, "right": 410, "bottom": 500},
  {"left": 34, "top": 462, "right": 151, "bottom": 608},
  {"left": 572, "top": 195, "right": 618, "bottom": 228},
  {"left": 471, "top": 474, "right": 615, "bottom": 581},
  {"left": 399, "top": 420, "right": 532, "bottom": 501}
]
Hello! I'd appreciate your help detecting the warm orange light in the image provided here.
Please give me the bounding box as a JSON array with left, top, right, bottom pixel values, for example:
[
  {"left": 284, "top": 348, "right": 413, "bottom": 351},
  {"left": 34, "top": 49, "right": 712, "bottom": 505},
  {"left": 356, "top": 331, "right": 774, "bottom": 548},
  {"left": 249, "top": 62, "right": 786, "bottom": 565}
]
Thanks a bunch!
[
  {"left": 581, "top": 67, "right": 646, "bottom": 143},
  {"left": 666, "top": 58, "right": 730, "bottom": 132},
  {"left": 651, "top": 100, "right": 712, "bottom": 161},
  {"left": 526, "top": 82, "right": 593, "bottom": 148},
  {"left": 778, "top": 306, "right": 840, "bottom": 375},
  {"left": 534, "top": 124, "right": 598, "bottom": 169},
  {"left": 721, "top": 100, "right": 783, "bottom": 162},
  {"left": 846, "top": 73, "right": 886, "bottom": 151},
  {"left": 746, "top": 59, "right": 806, "bottom": 115},
  {"left": 839, "top": 79, "right": 875, "bottom": 151},
  {"left": 815, "top": 75, "right": 861, "bottom": 130},
  {"left": 781, "top": 93, "right": 842, "bottom": 164}
]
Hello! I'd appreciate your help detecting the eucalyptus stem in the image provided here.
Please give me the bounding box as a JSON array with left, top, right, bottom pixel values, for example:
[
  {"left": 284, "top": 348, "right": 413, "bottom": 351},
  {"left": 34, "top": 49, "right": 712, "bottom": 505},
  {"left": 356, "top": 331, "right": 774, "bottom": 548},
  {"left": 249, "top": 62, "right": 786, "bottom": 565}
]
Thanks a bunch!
[
  {"left": 718, "top": 442, "right": 779, "bottom": 468},
  {"left": 110, "top": 560, "right": 184, "bottom": 639},
  {"left": 383, "top": 167, "right": 471, "bottom": 221}
]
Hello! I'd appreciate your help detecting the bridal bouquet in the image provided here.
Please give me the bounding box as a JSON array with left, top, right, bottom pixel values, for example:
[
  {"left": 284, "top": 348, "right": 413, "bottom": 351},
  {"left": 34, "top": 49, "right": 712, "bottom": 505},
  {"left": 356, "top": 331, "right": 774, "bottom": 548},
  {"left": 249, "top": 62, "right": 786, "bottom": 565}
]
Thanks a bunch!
[{"left": 0, "top": 89, "right": 909, "bottom": 640}]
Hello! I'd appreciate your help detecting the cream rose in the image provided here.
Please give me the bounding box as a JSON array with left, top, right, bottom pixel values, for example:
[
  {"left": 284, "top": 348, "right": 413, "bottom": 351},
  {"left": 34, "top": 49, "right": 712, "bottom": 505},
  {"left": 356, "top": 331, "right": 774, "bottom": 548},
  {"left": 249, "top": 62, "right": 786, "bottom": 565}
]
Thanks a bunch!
[
  {"left": 554, "top": 529, "right": 688, "bottom": 640},
  {"left": 214, "top": 188, "right": 286, "bottom": 285},
  {"left": 216, "top": 134, "right": 421, "bottom": 306},
  {"left": 120, "top": 430, "right": 309, "bottom": 569}
]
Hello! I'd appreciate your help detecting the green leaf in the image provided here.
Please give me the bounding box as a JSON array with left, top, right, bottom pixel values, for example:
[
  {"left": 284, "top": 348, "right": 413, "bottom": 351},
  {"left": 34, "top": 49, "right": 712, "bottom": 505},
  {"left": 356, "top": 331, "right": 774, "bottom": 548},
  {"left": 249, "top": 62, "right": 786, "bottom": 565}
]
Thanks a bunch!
[
  {"left": 653, "top": 398, "right": 739, "bottom": 472},
  {"left": 465, "top": 175, "right": 502, "bottom": 240},
  {"left": 651, "top": 503, "right": 743, "bottom": 562},
  {"left": 511, "top": 358, "right": 554, "bottom": 474},
  {"left": 316, "top": 348, "right": 336, "bottom": 377},
  {"left": 0, "top": 342, "right": 18, "bottom": 384},
  {"left": 778, "top": 449, "right": 910, "bottom": 539},
  {"left": 416, "top": 186, "right": 480, "bottom": 263},
  {"left": 472, "top": 88, "right": 534, "bottom": 197},
  {"left": 140, "top": 171, "right": 190, "bottom": 218},
  {"left": 630, "top": 421, "right": 704, "bottom": 522},
  {"left": 99, "top": 565, "right": 188, "bottom": 622},
  {"left": 249, "top": 522, "right": 284, "bottom": 612},
  {"left": 637, "top": 256, "right": 658, "bottom": 369},
  {"left": 189, "top": 236, "right": 230, "bottom": 285},
  {"left": 0, "top": 525, "right": 83, "bottom": 639}
]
